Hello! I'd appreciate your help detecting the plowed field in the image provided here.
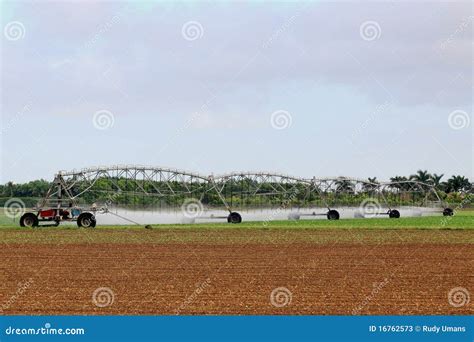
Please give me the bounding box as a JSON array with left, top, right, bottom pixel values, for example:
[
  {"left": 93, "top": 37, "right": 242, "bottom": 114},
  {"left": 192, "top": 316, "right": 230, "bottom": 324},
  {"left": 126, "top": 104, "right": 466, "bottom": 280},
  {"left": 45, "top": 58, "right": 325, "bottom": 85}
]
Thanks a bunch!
[{"left": 0, "top": 228, "right": 472, "bottom": 315}]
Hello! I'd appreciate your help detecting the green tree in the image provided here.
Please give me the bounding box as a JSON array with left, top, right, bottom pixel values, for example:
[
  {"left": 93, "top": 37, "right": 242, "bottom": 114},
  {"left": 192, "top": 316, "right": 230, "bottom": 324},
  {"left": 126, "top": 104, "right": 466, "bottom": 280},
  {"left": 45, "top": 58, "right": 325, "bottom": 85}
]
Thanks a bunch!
[
  {"left": 410, "top": 170, "right": 431, "bottom": 183},
  {"left": 389, "top": 176, "right": 409, "bottom": 191},
  {"left": 363, "top": 177, "right": 378, "bottom": 192},
  {"left": 335, "top": 178, "right": 355, "bottom": 193},
  {"left": 429, "top": 173, "right": 444, "bottom": 189},
  {"left": 443, "top": 175, "right": 471, "bottom": 193}
]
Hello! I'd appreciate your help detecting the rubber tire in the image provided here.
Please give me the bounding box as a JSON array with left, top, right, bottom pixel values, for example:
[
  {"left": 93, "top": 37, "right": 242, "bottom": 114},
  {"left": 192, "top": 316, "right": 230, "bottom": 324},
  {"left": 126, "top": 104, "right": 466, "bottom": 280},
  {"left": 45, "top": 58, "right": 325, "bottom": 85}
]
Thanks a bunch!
[
  {"left": 389, "top": 209, "right": 400, "bottom": 219},
  {"left": 227, "top": 212, "right": 242, "bottom": 224},
  {"left": 20, "top": 213, "right": 39, "bottom": 227},
  {"left": 443, "top": 208, "right": 454, "bottom": 217},
  {"left": 327, "top": 210, "right": 340, "bottom": 220},
  {"left": 77, "top": 212, "right": 96, "bottom": 228}
]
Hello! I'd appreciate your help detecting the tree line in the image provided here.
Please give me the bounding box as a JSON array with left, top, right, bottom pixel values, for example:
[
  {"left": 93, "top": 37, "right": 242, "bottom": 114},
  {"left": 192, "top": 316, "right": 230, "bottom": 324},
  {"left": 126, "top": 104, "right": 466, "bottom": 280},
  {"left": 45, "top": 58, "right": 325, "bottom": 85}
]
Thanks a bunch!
[
  {"left": 389, "top": 170, "right": 471, "bottom": 193},
  {"left": 0, "top": 171, "right": 471, "bottom": 207}
]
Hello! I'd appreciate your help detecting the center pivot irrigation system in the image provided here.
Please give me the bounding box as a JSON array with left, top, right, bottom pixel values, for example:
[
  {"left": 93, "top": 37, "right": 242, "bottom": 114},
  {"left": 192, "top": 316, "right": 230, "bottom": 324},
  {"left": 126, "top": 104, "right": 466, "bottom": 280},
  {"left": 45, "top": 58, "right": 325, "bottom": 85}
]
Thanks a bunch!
[{"left": 19, "top": 165, "right": 454, "bottom": 227}]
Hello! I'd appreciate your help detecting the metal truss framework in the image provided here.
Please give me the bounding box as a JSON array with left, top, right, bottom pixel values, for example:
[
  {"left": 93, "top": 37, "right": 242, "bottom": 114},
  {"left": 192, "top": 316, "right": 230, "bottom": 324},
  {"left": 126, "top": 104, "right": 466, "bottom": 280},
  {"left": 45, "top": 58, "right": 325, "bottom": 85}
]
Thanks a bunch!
[{"left": 37, "top": 165, "right": 447, "bottom": 214}]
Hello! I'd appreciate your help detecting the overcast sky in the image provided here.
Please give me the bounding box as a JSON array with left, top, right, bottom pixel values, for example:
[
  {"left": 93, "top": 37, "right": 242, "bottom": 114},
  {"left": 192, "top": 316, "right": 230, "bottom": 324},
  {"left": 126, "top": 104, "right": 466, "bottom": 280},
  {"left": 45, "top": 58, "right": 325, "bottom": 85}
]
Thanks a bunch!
[{"left": 1, "top": 0, "right": 472, "bottom": 183}]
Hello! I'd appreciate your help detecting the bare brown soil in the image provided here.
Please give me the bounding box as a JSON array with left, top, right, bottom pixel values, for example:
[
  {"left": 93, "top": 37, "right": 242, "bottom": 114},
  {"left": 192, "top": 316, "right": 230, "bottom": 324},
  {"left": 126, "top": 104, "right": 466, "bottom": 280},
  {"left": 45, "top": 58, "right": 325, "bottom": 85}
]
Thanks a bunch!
[{"left": 0, "top": 229, "right": 472, "bottom": 315}]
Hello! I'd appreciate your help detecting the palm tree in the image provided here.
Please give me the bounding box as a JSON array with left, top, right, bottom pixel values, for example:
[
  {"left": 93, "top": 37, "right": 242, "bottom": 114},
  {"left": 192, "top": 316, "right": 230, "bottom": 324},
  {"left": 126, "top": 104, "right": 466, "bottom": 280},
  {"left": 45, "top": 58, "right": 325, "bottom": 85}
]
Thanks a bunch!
[
  {"left": 410, "top": 170, "right": 431, "bottom": 183},
  {"left": 444, "top": 175, "right": 471, "bottom": 193},
  {"left": 429, "top": 173, "right": 444, "bottom": 190},
  {"left": 389, "top": 176, "right": 408, "bottom": 191},
  {"left": 410, "top": 170, "right": 434, "bottom": 192},
  {"left": 363, "top": 177, "right": 379, "bottom": 192},
  {"left": 335, "top": 178, "right": 355, "bottom": 193},
  {"left": 5, "top": 181, "right": 14, "bottom": 197},
  {"left": 368, "top": 177, "right": 378, "bottom": 184}
]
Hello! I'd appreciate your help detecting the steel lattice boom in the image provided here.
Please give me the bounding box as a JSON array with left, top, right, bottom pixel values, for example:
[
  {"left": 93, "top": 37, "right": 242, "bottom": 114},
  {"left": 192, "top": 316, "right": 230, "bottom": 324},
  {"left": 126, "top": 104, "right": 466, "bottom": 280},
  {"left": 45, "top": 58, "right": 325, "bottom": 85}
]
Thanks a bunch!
[{"left": 18, "top": 165, "right": 452, "bottom": 227}]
